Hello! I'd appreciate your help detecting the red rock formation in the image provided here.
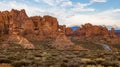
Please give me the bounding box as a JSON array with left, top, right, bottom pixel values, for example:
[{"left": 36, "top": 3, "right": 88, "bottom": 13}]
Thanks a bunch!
[
  {"left": 65, "top": 27, "right": 73, "bottom": 36},
  {"left": 73, "top": 27, "right": 81, "bottom": 36},
  {"left": 0, "top": 9, "right": 62, "bottom": 49},
  {"left": 0, "top": 9, "right": 59, "bottom": 40},
  {"left": 58, "top": 25, "right": 73, "bottom": 36},
  {"left": 109, "top": 28, "right": 116, "bottom": 38},
  {"left": 58, "top": 25, "right": 66, "bottom": 33},
  {"left": 101, "top": 27, "right": 109, "bottom": 38},
  {"left": 8, "top": 35, "right": 35, "bottom": 49},
  {"left": 50, "top": 33, "right": 74, "bottom": 50},
  {"left": 0, "top": 9, "right": 33, "bottom": 35},
  {"left": 29, "top": 15, "right": 59, "bottom": 40},
  {"left": 73, "top": 23, "right": 109, "bottom": 38},
  {"left": 0, "top": 9, "right": 118, "bottom": 50}
]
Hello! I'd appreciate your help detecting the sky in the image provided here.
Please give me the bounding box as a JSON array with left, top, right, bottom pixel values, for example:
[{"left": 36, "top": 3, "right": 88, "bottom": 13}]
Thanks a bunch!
[{"left": 0, "top": 0, "right": 120, "bottom": 29}]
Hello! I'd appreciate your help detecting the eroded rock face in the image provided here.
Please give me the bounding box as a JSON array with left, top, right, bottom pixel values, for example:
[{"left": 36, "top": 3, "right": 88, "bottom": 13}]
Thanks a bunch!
[
  {"left": 0, "top": 9, "right": 59, "bottom": 40},
  {"left": 0, "top": 9, "right": 118, "bottom": 50},
  {"left": 109, "top": 28, "right": 116, "bottom": 38},
  {"left": 29, "top": 15, "right": 59, "bottom": 40},
  {"left": 0, "top": 9, "right": 60, "bottom": 49},
  {"left": 8, "top": 35, "right": 35, "bottom": 49},
  {"left": 0, "top": 9, "right": 32, "bottom": 35},
  {"left": 59, "top": 25, "right": 66, "bottom": 33},
  {"left": 51, "top": 33, "right": 74, "bottom": 50},
  {"left": 65, "top": 27, "right": 73, "bottom": 36},
  {"left": 73, "top": 23, "right": 110, "bottom": 38},
  {"left": 1, "top": 9, "right": 74, "bottom": 50},
  {"left": 58, "top": 25, "right": 73, "bottom": 36}
]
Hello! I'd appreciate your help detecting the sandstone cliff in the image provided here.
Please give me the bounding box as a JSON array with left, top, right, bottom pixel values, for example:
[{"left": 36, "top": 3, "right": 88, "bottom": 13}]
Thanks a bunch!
[
  {"left": 0, "top": 9, "right": 74, "bottom": 50},
  {"left": 0, "top": 9, "right": 119, "bottom": 50}
]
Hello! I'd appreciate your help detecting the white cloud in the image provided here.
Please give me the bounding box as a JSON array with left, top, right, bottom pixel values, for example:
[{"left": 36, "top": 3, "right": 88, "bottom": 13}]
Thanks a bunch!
[
  {"left": 71, "top": 3, "right": 95, "bottom": 12},
  {"left": 61, "top": 1, "right": 72, "bottom": 7},
  {"left": 91, "top": 0, "right": 107, "bottom": 3},
  {"left": 42, "top": 0, "right": 55, "bottom": 6},
  {"left": 72, "top": 7, "right": 95, "bottom": 12},
  {"left": 0, "top": 0, "right": 44, "bottom": 16},
  {"left": 71, "top": 0, "right": 107, "bottom": 13},
  {"left": 65, "top": 9, "right": 120, "bottom": 29},
  {"left": 34, "top": 0, "right": 72, "bottom": 7}
]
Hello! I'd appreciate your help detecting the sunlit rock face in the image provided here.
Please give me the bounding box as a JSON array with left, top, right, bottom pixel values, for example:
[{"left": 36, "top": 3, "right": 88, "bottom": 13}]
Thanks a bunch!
[
  {"left": 8, "top": 35, "right": 35, "bottom": 49},
  {"left": 72, "top": 23, "right": 118, "bottom": 39},
  {"left": 0, "top": 9, "right": 59, "bottom": 40},
  {"left": 50, "top": 33, "right": 74, "bottom": 50},
  {"left": 0, "top": 9, "right": 75, "bottom": 50}
]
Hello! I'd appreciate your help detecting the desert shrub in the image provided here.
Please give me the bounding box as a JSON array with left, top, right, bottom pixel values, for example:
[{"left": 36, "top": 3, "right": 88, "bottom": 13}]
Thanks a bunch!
[
  {"left": 7, "top": 56, "right": 17, "bottom": 61},
  {"left": 111, "top": 44, "right": 120, "bottom": 50},
  {"left": 0, "top": 58, "right": 11, "bottom": 63},
  {"left": 73, "top": 40, "right": 104, "bottom": 50},
  {"left": 0, "top": 55, "right": 6, "bottom": 58},
  {"left": 34, "top": 54, "right": 42, "bottom": 57},
  {"left": 116, "top": 56, "right": 120, "bottom": 61},
  {"left": 62, "top": 59, "right": 69, "bottom": 63},
  {"left": 95, "top": 58, "right": 105, "bottom": 64},
  {"left": 85, "top": 60, "right": 97, "bottom": 65},
  {"left": 33, "top": 61, "right": 43, "bottom": 66},
  {"left": 101, "top": 61, "right": 119, "bottom": 67},
  {"left": 12, "top": 59, "right": 32, "bottom": 67},
  {"left": 68, "top": 64, "right": 79, "bottom": 67},
  {"left": 61, "top": 63, "right": 68, "bottom": 67}
]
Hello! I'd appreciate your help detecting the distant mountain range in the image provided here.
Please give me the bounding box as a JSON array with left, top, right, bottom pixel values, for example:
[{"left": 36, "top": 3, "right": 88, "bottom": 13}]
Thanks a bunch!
[
  {"left": 71, "top": 26, "right": 120, "bottom": 33},
  {"left": 114, "top": 30, "right": 120, "bottom": 33},
  {"left": 71, "top": 26, "right": 78, "bottom": 30}
]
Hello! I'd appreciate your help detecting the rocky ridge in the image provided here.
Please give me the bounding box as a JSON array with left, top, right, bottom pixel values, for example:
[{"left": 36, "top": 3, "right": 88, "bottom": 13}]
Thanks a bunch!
[{"left": 0, "top": 9, "right": 120, "bottom": 50}]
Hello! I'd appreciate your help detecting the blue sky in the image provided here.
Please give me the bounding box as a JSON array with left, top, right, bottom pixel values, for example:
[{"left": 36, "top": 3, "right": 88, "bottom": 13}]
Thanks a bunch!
[{"left": 0, "top": 0, "right": 120, "bottom": 29}]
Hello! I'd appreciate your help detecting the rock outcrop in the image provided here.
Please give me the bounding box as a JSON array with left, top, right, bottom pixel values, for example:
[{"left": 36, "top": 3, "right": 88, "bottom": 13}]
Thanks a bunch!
[
  {"left": 0, "top": 9, "right": 74, "bottom": 50},
  {"left": 0, "top": 9, "right": 58, "bottom": 48},
  {"left": 51, "top": 33, "right": 74, "bottom": 50},
  {"left": 0, "top": 9, "right": 119, "bottom": 50},
  {"left": 73, "top": 23, "right": 111, "bottom": 38},
  {"left": 109, "top": 28, "right": 116, "bottom": 38},
  {"left": 8, "top": 35, "right": 35, "bottom": 49},
  {"left": 0, "top": 9, "right": 59, "bottom": 40},
  {"left": 65, "top": 27, "right": 73, "bottom": 36}
]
